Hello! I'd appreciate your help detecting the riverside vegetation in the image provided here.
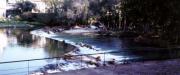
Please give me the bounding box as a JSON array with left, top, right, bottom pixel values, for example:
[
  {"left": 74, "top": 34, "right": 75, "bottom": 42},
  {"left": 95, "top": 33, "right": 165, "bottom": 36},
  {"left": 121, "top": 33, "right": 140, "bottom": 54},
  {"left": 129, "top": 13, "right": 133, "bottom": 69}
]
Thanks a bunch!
[{"left": 5, "top": 0, "right": 180, "bottom": 47}]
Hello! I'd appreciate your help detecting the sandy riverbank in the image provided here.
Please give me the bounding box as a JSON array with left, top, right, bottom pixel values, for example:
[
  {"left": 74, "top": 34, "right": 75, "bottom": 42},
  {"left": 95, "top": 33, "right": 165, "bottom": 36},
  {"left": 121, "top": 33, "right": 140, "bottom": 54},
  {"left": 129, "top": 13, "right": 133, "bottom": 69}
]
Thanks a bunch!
[{"left": 50, "top": 58, "right": 180, "bottom": 75}]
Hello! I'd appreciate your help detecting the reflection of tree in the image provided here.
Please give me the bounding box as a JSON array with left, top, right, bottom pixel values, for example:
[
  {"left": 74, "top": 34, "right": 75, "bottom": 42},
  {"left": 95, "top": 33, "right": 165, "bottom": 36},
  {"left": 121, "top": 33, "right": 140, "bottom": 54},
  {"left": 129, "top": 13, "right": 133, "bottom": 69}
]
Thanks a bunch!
[
  {"left": 16, "top": 30, "right": 36, "bottom": 47},
  {"left": 14, "top": 29, "right": 76, "bottom": 58},
  {"left": 44, "top": 39, "right": 76, "bottom": 58}
]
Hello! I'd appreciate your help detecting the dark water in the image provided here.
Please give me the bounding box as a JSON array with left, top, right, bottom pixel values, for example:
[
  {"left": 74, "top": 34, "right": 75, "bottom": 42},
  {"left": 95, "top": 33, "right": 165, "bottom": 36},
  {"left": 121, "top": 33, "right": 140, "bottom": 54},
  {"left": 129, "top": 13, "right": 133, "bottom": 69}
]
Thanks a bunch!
[
  {"left": 0, "top": 28, "right": 76, "bottom": 75},
  {"left": 53, "top": 33, "right": 180, "bottom": 61}
]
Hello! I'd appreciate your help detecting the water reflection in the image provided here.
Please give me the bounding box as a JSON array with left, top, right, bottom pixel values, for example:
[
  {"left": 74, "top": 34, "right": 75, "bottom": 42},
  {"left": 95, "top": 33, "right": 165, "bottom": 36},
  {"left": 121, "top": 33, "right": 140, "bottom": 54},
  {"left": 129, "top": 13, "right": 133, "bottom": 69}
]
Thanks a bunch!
[
  {"left": 0, "top": 28, "right": 77, "bottom": 75},
  {"left": 0, "top": 28, "right": 75, "bottom": 62},
  {"left": 0, "top": 30, "right": 8, "bottom": 58},
  {"left": 44, "top": 39, "right": 76, "bottom": 58}
]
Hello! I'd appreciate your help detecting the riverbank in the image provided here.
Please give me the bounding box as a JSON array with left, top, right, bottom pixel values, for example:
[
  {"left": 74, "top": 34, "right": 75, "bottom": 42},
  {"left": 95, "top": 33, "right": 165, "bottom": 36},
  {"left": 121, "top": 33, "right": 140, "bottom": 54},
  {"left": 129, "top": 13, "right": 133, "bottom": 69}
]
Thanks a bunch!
[
  {"left": 0, "top": 23, "right": 33, "bottom": 28},
  {"left": 50, "top": 58, "right": 180, "bottom": 75},
  {"left": 0, "top": 20, "right": 45, "bottom": 28}
]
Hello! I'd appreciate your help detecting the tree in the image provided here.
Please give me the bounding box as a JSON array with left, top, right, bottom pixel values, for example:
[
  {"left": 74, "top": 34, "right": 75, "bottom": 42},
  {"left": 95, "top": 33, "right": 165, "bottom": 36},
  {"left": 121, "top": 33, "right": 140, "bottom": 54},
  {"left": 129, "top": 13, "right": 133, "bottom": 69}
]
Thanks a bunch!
[
  {"left": 15, "top": 1, "right": 36, "bottom": 12},
  {"left": 42, "top": 0, "right": 62, "bottom": 14},
  {"left": 121, "top": 0, "right": 180, "bottom": 44},
  {"left": 42, "top": 0, "right": 90, "bottom": 25},
  {"left": 6, "top": 1, "right": 36, "bottom": 18},
  {"left": 42, "top": 0, "right": 121, "bottom": 26}
]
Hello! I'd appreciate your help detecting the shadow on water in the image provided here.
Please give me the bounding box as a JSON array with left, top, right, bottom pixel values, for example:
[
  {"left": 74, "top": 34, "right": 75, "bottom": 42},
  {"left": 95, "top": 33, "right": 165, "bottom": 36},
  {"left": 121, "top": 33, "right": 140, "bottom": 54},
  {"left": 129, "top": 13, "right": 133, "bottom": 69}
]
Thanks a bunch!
[
  {"left": 0, "top": 28, "right": 76, "bottom": 71},
  {"left": 2, "top": 28, "right": 76, "bottom": 58},
  {"left": 44, "top": 39, "right": 76, "bottom": 58},
  {"left": 51, "top": 32, "right": 180, "bottom": 61},
  {"left": 0, "top": 28, "right": 78, "bottom": 75}
]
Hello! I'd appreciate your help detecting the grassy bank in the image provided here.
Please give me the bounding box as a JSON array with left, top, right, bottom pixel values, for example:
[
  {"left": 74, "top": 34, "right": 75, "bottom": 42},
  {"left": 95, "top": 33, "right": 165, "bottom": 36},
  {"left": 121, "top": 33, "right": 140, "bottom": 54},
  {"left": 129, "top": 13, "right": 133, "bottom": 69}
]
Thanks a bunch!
[{"left": 0, "top": 19, "right": 45, "bottom": 28}]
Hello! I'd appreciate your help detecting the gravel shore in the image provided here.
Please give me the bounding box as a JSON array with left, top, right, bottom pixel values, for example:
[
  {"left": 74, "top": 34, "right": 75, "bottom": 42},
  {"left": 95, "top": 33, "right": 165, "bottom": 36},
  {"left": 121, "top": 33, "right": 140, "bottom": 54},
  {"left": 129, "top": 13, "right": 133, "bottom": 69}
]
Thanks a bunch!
[{"left": 50, "top": 59, "right": 180, "bottom": 75}]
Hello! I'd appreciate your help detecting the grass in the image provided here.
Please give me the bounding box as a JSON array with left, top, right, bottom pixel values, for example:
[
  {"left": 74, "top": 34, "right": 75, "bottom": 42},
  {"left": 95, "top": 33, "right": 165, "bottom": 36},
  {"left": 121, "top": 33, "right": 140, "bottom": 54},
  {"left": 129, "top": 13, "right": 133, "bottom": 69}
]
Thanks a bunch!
[{"left": 0, "top": 19, "right": 44, "bottom": 27}]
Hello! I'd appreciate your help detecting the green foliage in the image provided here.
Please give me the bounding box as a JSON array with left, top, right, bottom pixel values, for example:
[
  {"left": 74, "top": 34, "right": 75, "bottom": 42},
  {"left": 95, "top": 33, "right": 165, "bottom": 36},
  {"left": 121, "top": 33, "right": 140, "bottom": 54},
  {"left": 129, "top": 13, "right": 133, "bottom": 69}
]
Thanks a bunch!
[
  {"left": 121, "top": 0, "right": 180, "bottom": 44},
  {"left": 42, "top": 0, "right": 120, "bottom": 26}
]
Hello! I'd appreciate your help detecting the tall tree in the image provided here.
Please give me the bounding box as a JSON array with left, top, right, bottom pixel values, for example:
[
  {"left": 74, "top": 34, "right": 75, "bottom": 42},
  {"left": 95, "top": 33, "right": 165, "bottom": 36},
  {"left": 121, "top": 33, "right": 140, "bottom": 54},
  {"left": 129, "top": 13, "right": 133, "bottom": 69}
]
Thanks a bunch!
[{"left": 121, "top": 0, "right": 180, "bottom": 44}]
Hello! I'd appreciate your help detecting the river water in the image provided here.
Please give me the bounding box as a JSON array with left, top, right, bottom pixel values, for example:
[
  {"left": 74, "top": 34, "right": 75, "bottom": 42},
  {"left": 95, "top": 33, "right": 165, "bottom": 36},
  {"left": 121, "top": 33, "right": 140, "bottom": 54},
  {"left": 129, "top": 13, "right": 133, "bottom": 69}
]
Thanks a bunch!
[
  {"left": 0, "top": 28, "right": 180, "bottom": 75},
  {"left": 0, "top": 28, "right": 76, "bottom": 75}
]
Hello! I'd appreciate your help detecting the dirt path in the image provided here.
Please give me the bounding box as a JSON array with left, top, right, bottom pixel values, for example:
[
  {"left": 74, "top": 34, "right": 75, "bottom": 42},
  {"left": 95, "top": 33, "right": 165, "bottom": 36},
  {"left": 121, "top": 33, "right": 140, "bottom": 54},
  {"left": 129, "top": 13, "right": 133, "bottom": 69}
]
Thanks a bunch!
[{"left": 50, "top": 59, "right": 180, "bottom": 75}]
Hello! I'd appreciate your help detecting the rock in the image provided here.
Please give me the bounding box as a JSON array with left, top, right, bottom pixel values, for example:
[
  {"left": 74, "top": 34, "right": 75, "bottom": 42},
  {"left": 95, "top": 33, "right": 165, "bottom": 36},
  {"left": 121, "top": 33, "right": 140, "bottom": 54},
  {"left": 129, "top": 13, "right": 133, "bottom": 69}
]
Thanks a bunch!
[
  {"left": 95, "top": 56, "right": 101, "bottom": 61},
  {"left": 63, "top": 54, "right": 74, "bottom": 60},
  {"left": 74, "top": 25, "right": 82, "bottom": 29},
  {"left": 107, "top": 59, "right": 116, "bottom": 65},
  {"left": 86, "top": 61, "right": 100, "bottom": 67},
  {"left": 84, "top": 44, "right": 93, "bottom": 49},
  {"left": 44, "top": 64, "right": 58, "bottom": 70},
  {"left": 90, "top": 25, "right": 98, "bottom": 30}
]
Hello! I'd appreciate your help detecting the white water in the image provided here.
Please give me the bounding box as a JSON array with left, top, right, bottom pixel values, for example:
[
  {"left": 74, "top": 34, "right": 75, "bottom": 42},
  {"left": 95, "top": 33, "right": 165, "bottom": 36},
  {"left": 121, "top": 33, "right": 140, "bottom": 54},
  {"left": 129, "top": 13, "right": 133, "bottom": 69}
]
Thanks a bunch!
[
  {"left": 30, "top": 29, "right": 131, "bottom": 74},
  {"left": 31, "top": 29, "right": 127, "bottom": 60}
]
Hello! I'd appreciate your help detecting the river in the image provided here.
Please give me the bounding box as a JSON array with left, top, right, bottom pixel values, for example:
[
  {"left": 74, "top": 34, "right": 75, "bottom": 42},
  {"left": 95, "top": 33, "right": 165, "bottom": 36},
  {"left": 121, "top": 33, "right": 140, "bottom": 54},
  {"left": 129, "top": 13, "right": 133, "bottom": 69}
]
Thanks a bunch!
[
  {"left": 0, "top": 28, "right": 180, "bottom": 75},
  {"left": 0, "top": 28, "right": 76, "bottom": 75}
]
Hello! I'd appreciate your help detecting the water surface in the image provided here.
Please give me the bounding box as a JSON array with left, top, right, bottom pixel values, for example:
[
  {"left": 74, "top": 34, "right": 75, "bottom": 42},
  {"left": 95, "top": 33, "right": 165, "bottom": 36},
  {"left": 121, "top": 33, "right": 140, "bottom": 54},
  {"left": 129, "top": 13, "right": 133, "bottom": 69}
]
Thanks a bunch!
[
  {"left": 1, "top": 28, "right": 180, "bottom": 75},
  {"left": 0, "top": 28, "right": 75, "bottom": 75}
]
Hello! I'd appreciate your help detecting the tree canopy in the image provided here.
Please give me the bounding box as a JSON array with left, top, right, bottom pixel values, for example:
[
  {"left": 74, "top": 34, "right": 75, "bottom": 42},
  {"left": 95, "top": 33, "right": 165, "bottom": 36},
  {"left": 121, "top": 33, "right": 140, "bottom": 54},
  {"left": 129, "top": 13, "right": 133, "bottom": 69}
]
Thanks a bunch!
[
  {"left": 15, "top": 1, "right": 36, "bottom": 12},
  {"left": 121, "top": 0, "right": 180, "bottom": 44}
]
